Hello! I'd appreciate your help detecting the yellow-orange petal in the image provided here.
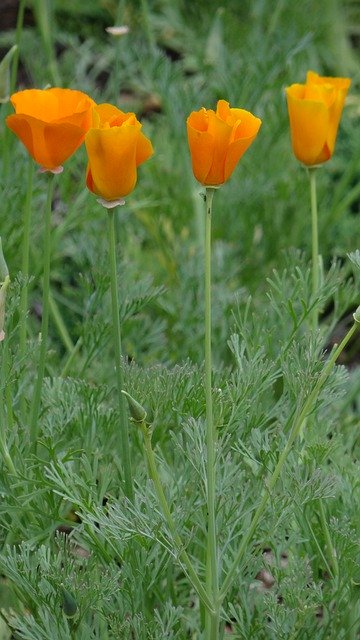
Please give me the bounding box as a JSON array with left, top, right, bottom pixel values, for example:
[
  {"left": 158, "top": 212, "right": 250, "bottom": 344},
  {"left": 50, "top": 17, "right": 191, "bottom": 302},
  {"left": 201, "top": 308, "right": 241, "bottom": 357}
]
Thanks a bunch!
[
  {"left": 10, "top": 88, "right": 95, "bottom": 121},
  {"left": 306, "top": 70, "right": 351, "bottom": 92},
  {"left": 10, "top": 89, "right": 60, "bottom": 121},
  {"left": 187, "top": 110, "right": 215, "bottom": 185},
  {"left": 7, "top": 88, "right": 95, "bottom": 168},
  {"left": 94, "top": 103, "right": 134, "bottom": 127},
  {"left": 85, "top": 125, "right": 140, "bottom": 200},
  {"left": 230, "top": 109, "right": 262, "bottom": 142},
  {"left": 216, "top": 99, "right": 231, "bottom": 122},
  {"left": 205, "top": 109, "right": 233, "bottom": 184},
  {"left": 136, "top": 131, "right": 154, "bottom": 165},
  {"left": 44, "top": 122, "right": 90, "bottom": 167},
  {"left": 6, "top": 114, "right": 89, "bottom": 169},
  {"left": 187, "top": 129, "right": 215, "bottom": 185},
  {"left": 286, "top": 85, "right": 330, "bottom": 165},
  {"left": 224, "top": 116, "right": 262, "bottom": 181}
]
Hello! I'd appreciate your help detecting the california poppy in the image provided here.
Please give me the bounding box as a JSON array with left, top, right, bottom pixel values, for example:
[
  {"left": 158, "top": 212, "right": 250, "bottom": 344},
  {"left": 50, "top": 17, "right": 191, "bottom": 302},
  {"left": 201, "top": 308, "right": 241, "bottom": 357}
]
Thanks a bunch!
[
  {"left": 6, "top": 87, "right": 95, "bottom": 171},
  {"left": 85, "top": 103, "right": 153, "bottom": 202},
  {"left": 286, "top": 71, "right": 351, "bottom": 166},
  {"left": 187, "top": 99, "right": 261, "bottom": 186}
]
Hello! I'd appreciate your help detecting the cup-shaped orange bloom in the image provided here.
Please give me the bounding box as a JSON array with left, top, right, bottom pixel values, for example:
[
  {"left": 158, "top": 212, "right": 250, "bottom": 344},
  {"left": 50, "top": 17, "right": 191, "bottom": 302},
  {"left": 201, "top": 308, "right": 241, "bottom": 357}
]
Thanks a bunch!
[
  {"left": 85, "top": 104, "right": 154, "bottom": 202},
  {"left": 186, "top": 99, "right": 261, "bottom": 186},
  {"left": 6, "top": 88, "right": 95, "bottom": 171},
  {"left": 286, "top": 71, "right": 351, "bottom": 166}
]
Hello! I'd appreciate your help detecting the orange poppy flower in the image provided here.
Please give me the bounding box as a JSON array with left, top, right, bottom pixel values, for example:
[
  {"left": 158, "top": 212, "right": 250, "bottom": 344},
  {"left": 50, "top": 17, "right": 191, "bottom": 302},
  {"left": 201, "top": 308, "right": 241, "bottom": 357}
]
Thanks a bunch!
[
  {"left": 6, "top": 88, "right": 95, "bottom": 171},
  {"left": 286, "top": 71, "right": 351, "bottom": 166},
  {"left": 85, "top": 104, "right": 153, "bottom": 202},
  {"left": 186, "top": 99, "right": 261, "bottom": 186}
]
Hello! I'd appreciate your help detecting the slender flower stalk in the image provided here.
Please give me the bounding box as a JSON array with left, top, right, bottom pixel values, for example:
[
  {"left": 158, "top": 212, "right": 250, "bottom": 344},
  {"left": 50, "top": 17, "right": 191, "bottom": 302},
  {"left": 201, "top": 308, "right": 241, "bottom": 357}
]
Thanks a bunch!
[
  {"left": 1, "top": 0, "right": 26, "bottom": 178},
  {"left": 107, "top": 209, "right": 134, "bottom": 502},
  {"left": 60, "top": 336, "right": 83, "bottom": 378},
  {"left": 318, "top": 498, "right": 339, "bottom": 579},
  {"left": 84, "top": 102, "right": 152, "bottom": 502},
  {"left": 186, "top": 99, "right": 261, "bottom": 638},
  {"left": 308, "top": 166, "right": 339, "bottom": 579},
  {"left": 10, "top": 0, "right": 26, "bottom": 95},
  {"left": 19, "top": 158, "right": 34, "bottom": 418},
  {"left": 204, "top": 187, "right": 220, "bottom": 640},
  {"left": 309, "top": 166, "right": 319, "bottom": 330},
  {"left": 220, "top": 317, "right": 359, "bottom": 601},
  {"left": 0, "top": 364, "right": 16, "bottom": 476},
  {"left": 29, "top": 174, "right": 56, "bottom": 448},
  {"left": 132, "top": 413, "right": 215, "bottom": 615}
]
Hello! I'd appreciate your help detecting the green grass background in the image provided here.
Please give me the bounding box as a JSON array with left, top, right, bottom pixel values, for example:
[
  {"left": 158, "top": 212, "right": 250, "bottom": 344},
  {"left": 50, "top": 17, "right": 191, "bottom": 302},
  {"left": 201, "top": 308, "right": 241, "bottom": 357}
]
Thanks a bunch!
[{"left": 0, "top": 1, "right": 360, "bottom": 638}]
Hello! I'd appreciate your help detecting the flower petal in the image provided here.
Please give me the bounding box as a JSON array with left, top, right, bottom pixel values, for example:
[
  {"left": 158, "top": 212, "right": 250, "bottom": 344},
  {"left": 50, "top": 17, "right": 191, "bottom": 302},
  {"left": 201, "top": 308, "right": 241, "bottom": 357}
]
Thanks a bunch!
[
  {"left": 224, "top": 113, "right": 262, "bottom": 181},
  {"left": 136, "top": 131, "right": 154, "bottom": 165},
  {"left": 286, "top": 85, "right": 330, "bottom": 165},
  {"left": 85, "top": 125, "right": 141, "bottom": 200},
  {"left": 187, "top": 110, "right": 215, "bottom": 185}
]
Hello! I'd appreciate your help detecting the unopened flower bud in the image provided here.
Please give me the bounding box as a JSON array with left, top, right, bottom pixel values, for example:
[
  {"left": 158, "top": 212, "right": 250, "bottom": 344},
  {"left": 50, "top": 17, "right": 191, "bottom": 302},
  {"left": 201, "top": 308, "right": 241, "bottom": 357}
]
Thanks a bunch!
[
  {"left": 0, "top": 240, "right": 10, "bottom": 342},
  {"left": 0, "top": 238, "right": 9, "bottom": 281},
  {"left": 60, "top": 586, "right": 78, "bottom": 618},
  {"left": 353, "top": 306, "right": 360, "bottom": 324},
  {"left": 121, "top": 390, "right": 147, "bottom": 423}
]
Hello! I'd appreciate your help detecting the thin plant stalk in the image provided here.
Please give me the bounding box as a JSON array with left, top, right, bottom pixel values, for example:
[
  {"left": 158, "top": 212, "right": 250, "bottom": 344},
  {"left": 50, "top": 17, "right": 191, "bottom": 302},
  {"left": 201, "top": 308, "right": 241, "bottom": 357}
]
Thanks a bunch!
[
  {"left": 10, "top": 0, "right": 26, "bottom": 94},
  {"left": 2, "top": 337, "right": 14, "bottom": 431},
  {"left": 29, "top": 174, "right": 56, "bottom": 448},
  {"left": 309, "top": 166, "right": 319, "bottom": 331},
  {"left": 138, "top": 418, "right": 215, "bottom": 615},
  {"left": 308, "top": 165, "right": 339, "bottom": 580},
  {"left": 220, "top": 318, "right": 359, "bottom": 602},
  {"left": 317, "top": 498, "right": 339, "bottom": 579},
  {"left": 33, "top": 0, "right": 60, "bottom": 85},
  {"left": 2, "top": 0, "right": 26, "bottom": 178},
  {"left": 60, "top": 336, "right": 83, "bottom": 378},
  {"left": 19, "top": 158, "right": 34, "bottom": 418},
  {"left": 107, "top": 209, "right": 134, "bottom": 502},
  {"left": 0, "top": 299, "right": 16, "bottom": 471},
  {"left": 0, "top": 347, "right": 16, "bottom": 475},
  {"left": 204, "top": 187, "right": 220, "bottom": 639},
  {"left": 49, "top": 293, "right": 75, "bottom": 353}
]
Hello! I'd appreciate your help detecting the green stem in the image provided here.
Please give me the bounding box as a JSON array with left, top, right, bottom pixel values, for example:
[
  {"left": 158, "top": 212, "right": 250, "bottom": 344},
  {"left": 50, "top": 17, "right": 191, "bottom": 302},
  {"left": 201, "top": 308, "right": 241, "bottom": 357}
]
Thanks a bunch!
[
  {"left": 309, "top": 167, "right": 319, "bottom": 331},
  {"left": 204, "top": 187, "right": 219, "bottom": 640},
  {"left": 140, "top": 422, "right": 215, "bottom": 615},
  {"left": 60, "top": 336, "right": 83, "bottom": 378},
  {"left": 107, "top": 210, "right": 134, "bottom": 502},
  {"left": 2, "top": 338, "right": 14, "bottom": 431},
  {"left": 317, "top": 498, "right": 339, "bottom": 579},
  {"left": 0, "top": 343, "right": 16, "bottom": 476},
  {"left": 10, "top": 0, "right": 26, "bottom": 92},
  {"left": 308, "top": 167, "right": 339, "bottom": 582},
  {"left": 2, "top": 0, "right": 26, "bottom": 179},
  {"left": 220, "top": 319, "right": 359, "bottom": 602},
  {"left": 33, "top": 0, "right": 61, "bottom": 85},
  {"left": 49, "top": 293, "right": 74, "bottom": 353},
  {"left": 29, "top": 174, "right": 56, "bottom": 448},
  {"left": 19, "top": 158, "right": 34, "bottom": 419}
]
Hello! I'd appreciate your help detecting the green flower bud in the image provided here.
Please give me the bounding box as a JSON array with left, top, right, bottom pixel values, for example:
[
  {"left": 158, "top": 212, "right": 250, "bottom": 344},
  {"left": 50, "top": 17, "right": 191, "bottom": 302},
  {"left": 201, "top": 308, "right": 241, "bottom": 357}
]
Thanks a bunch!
[
  {"left": 0, "top": 238, "right": 9, "bottom": 281},
  {"left": 121, "top": 390, "right": 147, "bottom": 423},
  {"left": 353, "top": 306, "right": 360, "bottom": 324},
  {"left": 0, "top": 276, "right": 10, "bottom": 343},
  {"left": 60, "top": 586, "right": 78, "bottom": 618}
]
